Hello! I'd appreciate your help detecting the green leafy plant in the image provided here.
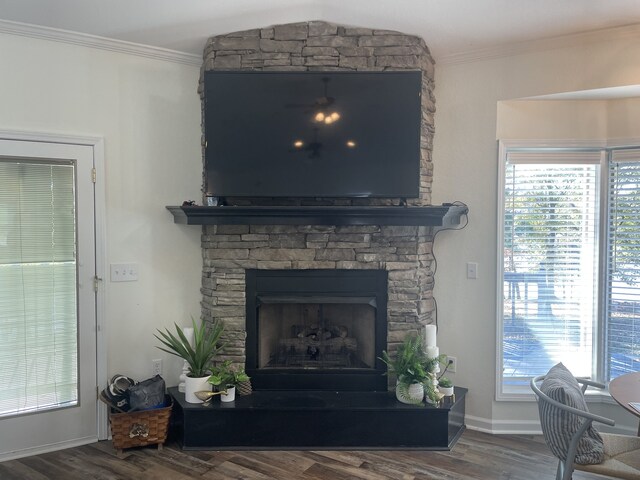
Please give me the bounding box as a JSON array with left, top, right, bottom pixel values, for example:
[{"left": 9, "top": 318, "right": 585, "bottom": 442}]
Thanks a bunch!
[
  {"left": 380, "top": 333, "right": 430, "bottom": 386},
  {"left": 155, "top": 317, "right": 225, "bottom": 378},
  {"left": 208, "top": 360, "right": 250, "bottom": 388},
  {"left": 438, "top": 377, "right": 453, "bottom": 388}
]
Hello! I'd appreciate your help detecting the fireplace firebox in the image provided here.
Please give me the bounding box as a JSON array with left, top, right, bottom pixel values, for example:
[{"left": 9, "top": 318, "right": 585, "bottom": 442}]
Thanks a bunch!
[{"left": 245, "top": 269, "right": 388, "bottom": 391}]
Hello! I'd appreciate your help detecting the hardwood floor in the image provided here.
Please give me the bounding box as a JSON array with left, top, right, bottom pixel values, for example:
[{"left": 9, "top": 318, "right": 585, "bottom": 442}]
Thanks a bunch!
[{"left": 0, "top": 430, "right": 609, "bottom": 479}]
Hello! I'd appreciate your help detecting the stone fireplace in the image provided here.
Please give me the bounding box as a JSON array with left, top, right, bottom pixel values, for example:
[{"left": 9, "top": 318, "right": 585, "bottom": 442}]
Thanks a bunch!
[
  {"left": 198, "top": 21, "right": 437, "bottom": 389},
  {"left": 201, "top": 222, "right": 435, "bottom": 389},
  {"left": 167, "top": 21, "right": 468, "bottom": 451}
]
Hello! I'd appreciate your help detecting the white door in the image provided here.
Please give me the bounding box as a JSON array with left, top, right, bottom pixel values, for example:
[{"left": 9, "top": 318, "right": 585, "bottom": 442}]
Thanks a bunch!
[{"left": 0, "top": 138, "right": 98, "bottom": 460}]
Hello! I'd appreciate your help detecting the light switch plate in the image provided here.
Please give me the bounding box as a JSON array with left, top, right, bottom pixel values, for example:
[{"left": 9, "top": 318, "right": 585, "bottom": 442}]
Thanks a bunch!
[
  {"left": 466, "top": 262, "right": 478, "bottom": 279},
  {"left": 110, "top": 263, "right": 139, "bottom": 282}
]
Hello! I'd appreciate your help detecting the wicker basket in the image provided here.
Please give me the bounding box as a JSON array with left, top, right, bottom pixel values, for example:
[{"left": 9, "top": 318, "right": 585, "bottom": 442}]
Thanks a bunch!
[{"left": 109, "top": 398, "right": 172, "bottom": 453}]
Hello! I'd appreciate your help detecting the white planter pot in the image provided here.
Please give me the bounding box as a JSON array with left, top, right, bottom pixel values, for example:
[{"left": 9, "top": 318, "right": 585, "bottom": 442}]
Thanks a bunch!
[
  {"left": 439, "top": 385, "right": 454, "bottom": 397},
  {"left": 396, "top": 381, "right": 424, "bottom": 404},
  {"left": 220, "top": 385, "right": 236, "bottom": 402},
  {"left": 184, "top": 375, "right": 211, "bottom": 404}
]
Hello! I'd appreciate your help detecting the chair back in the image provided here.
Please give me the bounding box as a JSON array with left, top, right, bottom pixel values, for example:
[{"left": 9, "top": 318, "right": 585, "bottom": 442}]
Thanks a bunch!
[{"left": 531, "top": 374, "right": 614, "bottom": 480}]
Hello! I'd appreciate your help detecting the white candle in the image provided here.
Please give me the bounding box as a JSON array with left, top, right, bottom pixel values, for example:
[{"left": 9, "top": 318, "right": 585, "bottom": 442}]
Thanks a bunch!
[
  {"left": 426, "top": 345, "right": 439, "bottom": 359},
  {"left": 425, "top": 324, "right": 437, "bottom": 347}
]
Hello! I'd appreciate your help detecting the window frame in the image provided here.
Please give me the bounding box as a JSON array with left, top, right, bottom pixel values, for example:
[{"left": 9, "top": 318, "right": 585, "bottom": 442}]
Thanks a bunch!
[
  {"left": 496, "top": 139, "right": 640, "bottom": 400},
  {"left": 601, "top": 147, "right": 640, "bottom": 382}
]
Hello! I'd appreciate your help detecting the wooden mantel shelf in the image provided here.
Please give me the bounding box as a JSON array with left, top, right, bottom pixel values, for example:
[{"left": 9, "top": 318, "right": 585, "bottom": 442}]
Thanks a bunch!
[{"left": 166, "top": 204, "right": 468, "bottom": 227}]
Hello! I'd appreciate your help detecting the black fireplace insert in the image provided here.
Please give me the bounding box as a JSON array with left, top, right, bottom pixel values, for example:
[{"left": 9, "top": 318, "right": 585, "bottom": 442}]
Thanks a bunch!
[{"left": 245, "top": 269, "right": 388, "bottom": 391}]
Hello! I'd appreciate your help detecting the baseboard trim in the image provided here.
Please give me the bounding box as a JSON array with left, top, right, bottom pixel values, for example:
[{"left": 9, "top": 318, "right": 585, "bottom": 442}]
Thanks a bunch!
[
  {"left": 465, "top": 415, "right": 637, "bottom": 436},
  {"left": 465, "top": 415, "right": 542, "bottom": 435},
  {"left": 0, "top": 436, "right": 97, "bottom": 462}
]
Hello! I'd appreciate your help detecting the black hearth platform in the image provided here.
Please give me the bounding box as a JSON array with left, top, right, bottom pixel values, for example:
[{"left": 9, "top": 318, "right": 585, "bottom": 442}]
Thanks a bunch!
[{"left": 168, "top": 387, "right": 466, "bottom": 450}]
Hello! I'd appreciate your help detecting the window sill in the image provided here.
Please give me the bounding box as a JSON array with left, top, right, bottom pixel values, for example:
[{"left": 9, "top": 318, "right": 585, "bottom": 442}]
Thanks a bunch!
[{"left": 497, "top": 384, "right": 616, "bottom": 405}]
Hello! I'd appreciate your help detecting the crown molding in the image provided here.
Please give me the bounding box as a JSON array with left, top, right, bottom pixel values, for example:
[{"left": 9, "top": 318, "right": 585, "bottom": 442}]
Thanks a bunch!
[
  {"left": 3, "top": 17, "right": 640, "bottom": 69},
  {"left": 438, "top": 23, "right": 640, "bottom": 66},
  {"left": 0, "top": 19, "right": 201, "bottom": 66}
]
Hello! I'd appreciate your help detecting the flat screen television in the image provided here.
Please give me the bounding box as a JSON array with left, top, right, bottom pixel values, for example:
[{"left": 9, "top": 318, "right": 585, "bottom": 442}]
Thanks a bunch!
[{"left": 204, "top": 70, "right": 422, "bottom": 198}]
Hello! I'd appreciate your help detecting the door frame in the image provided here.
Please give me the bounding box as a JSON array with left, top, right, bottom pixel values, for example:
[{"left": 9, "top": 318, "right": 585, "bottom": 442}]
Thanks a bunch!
[{"left": 0, "top": 129, "right": 108, "bottom": 441}]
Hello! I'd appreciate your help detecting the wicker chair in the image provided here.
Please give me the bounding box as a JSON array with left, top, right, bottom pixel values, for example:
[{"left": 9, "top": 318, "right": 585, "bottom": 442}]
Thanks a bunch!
[{"left": 531, "top": 374, "right": 640, "bottom": 480}]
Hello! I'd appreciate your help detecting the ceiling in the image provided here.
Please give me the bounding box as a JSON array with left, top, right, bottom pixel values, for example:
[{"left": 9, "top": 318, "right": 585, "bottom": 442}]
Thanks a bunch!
[{"left": 1, "top": 0, "right": 640, "bottom": 60}]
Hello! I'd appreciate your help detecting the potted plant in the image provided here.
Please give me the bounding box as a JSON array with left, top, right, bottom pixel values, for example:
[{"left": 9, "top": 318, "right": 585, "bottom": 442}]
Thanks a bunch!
[
  {"left": 380, "top": 333, "right": 431, "bottom": 404},
  {"left": 155, "top": 317, "right": 224, "bottom": 404},
  {"left": 208, "top": 360, "right": 250, "bottom": 402},
  {"left": 438, "top": 376, "right": 454, "bottom": 397}
]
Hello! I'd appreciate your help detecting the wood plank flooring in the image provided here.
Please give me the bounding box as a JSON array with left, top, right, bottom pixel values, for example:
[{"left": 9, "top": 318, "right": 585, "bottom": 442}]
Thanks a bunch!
[{"left": 0, "top": 430, "right": 609, "bottom": 479}]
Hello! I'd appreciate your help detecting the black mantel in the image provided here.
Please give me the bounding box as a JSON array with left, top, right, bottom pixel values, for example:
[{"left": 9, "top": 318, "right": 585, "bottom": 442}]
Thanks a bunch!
[{"left": 166, "top": 204, "right": 468, "bottom": 226}]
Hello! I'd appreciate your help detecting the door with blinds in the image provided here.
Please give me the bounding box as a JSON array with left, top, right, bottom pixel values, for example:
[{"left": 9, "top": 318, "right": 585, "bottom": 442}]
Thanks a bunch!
[{"left": 0, "top": 138, "right": 98, "bottom": 460}]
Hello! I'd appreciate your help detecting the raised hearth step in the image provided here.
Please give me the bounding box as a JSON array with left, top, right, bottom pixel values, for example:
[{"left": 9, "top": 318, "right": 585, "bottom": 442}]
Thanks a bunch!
[{"left": 168, "top": 387, "right": 466, "bottom": 450}]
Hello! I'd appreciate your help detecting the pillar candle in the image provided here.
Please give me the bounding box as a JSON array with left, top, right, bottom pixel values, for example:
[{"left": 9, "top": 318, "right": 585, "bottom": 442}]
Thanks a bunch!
[{"left": 425, "top": 324, "right": 437, "bottom": 347}]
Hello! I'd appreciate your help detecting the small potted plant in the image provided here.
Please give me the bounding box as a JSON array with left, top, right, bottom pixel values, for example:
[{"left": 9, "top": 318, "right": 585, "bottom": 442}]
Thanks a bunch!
[
  {"left": 438, "top": 376, "right": 454, "bottom": 397},
  {"left": 380, "top": 333, "right": 431, "bottom": 404},
  {"left": 155, "top": 317, "right": 225, "bottom": 404},
  {"left": 208, "top": 360, "right": 250, "bottom": 402}
]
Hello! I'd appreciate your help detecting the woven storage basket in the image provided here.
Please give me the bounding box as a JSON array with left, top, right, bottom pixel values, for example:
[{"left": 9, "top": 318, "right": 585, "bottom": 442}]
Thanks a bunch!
[{"left": 109, "top": 398, "right": 172, "bottom": 453}]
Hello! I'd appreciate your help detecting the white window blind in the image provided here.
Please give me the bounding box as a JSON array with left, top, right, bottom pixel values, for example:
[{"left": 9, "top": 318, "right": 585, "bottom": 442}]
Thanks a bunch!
[
  {"left": 606, "top": 149, "right": 640, "bottom": 380},
  {"left": 502, "top": 151, "right": 600, "bottom": 388},
  {"left": 0, "top": 159, "right": 78, "bottom": 417}
]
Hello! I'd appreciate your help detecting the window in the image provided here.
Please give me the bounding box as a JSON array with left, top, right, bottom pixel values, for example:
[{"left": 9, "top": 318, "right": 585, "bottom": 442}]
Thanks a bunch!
[
  {"left": 606, "top": 150, "right": 640, "bottom": 379},
  {"left": 0, "top": 159, "right": 78, "bottom": 416},
  {"left": 499, "top": 144, "right": 640, "bottom": 395}
]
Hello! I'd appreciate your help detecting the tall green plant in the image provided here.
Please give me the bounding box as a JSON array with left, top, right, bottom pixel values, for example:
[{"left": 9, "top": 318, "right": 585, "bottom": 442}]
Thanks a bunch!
[{"left": 155, "top": 317, "right": 225, "bottom": 377}]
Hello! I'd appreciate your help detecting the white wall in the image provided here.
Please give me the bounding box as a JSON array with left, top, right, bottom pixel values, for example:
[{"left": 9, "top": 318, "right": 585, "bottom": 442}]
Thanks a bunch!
[
  {"left": 433, "top": 34, "right": 640, "bottom": 433},
  {"left": 497, "top": 97, "right": 640, "bottom": 141},
  {"left": 496, "top": 99, "right": 609, "bottom": 140},
  {"left": 0, "top": 33, "right": 203, "bottom": 385},
  {"left": 608, "top": 97, "right": 640, "bottom": 139}
]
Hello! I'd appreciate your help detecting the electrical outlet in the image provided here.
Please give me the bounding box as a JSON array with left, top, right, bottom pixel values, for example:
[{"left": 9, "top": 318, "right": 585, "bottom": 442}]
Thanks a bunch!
[
  {"left": 152, "top": 359, "right": 162, "bottom": 376},
  {"left": 446, "top": 355, "right": 457, "bottom": 373}
]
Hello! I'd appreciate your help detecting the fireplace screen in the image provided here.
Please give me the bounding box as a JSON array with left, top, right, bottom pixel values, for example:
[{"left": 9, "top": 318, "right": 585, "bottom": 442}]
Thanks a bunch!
[
  {"left": 246, "top": 269, "right": 387, "bottom": 391},
  {"left": 257, "top": 297, "right": 376, "bottom": 370}
]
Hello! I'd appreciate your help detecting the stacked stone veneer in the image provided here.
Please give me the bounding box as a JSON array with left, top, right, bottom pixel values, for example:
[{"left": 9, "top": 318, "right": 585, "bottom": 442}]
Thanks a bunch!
[{"left": 199, "top": 22, "right": 437, "bottom": 376}]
